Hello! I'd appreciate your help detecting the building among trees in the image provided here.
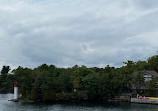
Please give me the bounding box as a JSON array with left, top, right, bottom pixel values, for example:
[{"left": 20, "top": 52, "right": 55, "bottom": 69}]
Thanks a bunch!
[{"left": 132, "top": 70, "right": 158, "bottom": 97}]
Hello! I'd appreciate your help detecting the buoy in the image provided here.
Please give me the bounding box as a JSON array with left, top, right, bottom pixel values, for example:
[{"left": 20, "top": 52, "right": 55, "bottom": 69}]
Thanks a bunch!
[{"left": 14, "top": 83, "right": 18, "bottom": 100}]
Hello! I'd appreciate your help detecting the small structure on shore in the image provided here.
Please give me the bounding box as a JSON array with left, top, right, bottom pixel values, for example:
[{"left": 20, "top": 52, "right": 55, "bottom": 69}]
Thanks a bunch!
[
  {"left": 14, "top": 82, "right": 18, "bottom": 100},
  {"left": 8, "top": 82, "right": 19, "bottom": 102}
]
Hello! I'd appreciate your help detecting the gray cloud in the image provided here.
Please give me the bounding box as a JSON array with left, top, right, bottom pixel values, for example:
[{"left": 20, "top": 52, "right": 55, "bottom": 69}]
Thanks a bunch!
[{"left": 0, "top": 0, "right": 158, "bottom": 69}]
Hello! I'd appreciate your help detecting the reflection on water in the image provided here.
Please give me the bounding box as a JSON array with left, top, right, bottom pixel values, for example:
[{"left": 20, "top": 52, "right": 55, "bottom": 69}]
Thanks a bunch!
[{"left": 0, "top": 94, "right": 158, "bottom": 111}]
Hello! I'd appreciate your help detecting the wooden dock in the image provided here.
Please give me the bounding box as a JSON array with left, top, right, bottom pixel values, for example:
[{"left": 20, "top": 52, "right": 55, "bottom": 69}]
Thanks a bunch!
[{"left": 131, "top": 98, "right": 158, "bottom": 104}]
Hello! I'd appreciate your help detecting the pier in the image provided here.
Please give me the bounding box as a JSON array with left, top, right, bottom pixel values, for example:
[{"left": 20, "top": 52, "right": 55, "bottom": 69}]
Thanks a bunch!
[{"left": 131, "top": 98, "right": 158, "bottom": 104}]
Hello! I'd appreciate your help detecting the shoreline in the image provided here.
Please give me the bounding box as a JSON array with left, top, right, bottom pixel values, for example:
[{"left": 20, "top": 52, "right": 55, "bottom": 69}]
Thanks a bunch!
[
  {"left": 12, "top": 97, "right": 132, "bottom": 103},
  {"left": 9, "top": 97, "right": 158, "bottom": 106}
]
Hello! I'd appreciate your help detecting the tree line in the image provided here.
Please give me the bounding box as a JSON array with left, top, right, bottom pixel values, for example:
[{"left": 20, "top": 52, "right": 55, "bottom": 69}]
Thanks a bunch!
[{"left": 0, "top": 55, "right": 158, "bottom": 102}]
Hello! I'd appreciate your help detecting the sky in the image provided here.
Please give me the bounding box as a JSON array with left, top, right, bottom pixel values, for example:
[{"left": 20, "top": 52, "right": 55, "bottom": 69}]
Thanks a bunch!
[{"left": 0, "top": 0, "right": 158, "bottom": 69}]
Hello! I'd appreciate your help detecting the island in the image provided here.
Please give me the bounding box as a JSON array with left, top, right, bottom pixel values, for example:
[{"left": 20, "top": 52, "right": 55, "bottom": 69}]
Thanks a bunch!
[{"left": 0, "top": 55, "right": 158, "bottom": 103}]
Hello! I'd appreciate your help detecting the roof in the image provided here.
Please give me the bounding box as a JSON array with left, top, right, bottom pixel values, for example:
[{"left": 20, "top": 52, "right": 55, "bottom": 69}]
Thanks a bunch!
[{"left": 133, "top": 70, "right": 158, "bottom": 78}]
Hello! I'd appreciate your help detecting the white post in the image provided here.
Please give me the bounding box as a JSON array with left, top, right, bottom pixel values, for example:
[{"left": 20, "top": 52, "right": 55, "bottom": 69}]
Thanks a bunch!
[
  {"left": 137, "top": 94, "right": 139, "bottom": 98},
  {"left": 14, "top": 83, "right": 18, "bottom": 100}
]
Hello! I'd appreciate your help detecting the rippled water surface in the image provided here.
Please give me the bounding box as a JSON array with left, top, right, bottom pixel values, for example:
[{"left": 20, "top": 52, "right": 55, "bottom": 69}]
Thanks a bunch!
[{"left": 1, "top": 94, "right": 158, "bottom": 111}]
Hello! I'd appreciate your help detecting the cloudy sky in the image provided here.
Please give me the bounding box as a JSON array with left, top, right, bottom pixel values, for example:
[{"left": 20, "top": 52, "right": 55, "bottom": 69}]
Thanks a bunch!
[{"left": 0, "top": 0, "right": 158, "bottom": 69}]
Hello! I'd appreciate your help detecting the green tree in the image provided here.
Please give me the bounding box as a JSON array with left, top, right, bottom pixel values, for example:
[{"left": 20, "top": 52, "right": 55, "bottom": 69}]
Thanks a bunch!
[
  {"left": 134, "top": 72, "right": 145, "bottom": 93},
  {"left": 148, "top": 55, "right": 158, "bottom": 72},
  {"left": 83, "top": 73, "right": 100, "bottom": 99},
  {"left": 146, "top": 77, "right": 158, "bottom": 96},
  {"left": 1, "top": 66, "right": 10, "bottom": 75}
]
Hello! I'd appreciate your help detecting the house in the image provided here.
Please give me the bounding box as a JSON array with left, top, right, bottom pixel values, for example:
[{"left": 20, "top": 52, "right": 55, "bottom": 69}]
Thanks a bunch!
[
  {"left": 134, "top": 70, "right": 158, "bottom": 81},
  {"left": 132, "top": 70, "right": 158, "bottom": 96}
]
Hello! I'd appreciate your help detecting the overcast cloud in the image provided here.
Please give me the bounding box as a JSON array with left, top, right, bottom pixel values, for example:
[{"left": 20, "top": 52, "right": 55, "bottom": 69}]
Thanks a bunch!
[{"left": 0, "top": 0, "right": 158, "bottom": 69}]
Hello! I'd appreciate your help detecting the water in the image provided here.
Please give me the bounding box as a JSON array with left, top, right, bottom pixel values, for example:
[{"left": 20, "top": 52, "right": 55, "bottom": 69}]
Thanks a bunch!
[{"left": 0, "top": 94, "right": 158, "bottom": 111}]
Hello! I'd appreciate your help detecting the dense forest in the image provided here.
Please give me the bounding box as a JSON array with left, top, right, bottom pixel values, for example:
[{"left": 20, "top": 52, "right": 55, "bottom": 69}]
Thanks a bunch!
[{"left": 0, "top": 55, "right": 158, "bottom": 102}]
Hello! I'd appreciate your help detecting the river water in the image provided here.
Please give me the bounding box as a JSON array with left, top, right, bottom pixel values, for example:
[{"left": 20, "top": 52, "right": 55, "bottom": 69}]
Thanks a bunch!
[{"left": 0, "top": 94, "right": 158, "bottom": 111}]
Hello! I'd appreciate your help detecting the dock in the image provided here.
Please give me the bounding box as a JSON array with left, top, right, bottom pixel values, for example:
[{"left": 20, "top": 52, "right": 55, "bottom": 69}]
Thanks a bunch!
[
  {"left": 131, "top": 98, "right": 158, "bottom": 104},
  {"left": 8, "top": 99, "right": 18, "bottom": 102}
]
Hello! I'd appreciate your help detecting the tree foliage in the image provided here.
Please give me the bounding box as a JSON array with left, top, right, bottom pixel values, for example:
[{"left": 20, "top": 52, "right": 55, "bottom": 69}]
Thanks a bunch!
[
  {"left": 1, "top": 66, "right": 10, "bottom": 75},
  {"left": 0, "top": 55, "right": 158, "bottom": 101}
]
